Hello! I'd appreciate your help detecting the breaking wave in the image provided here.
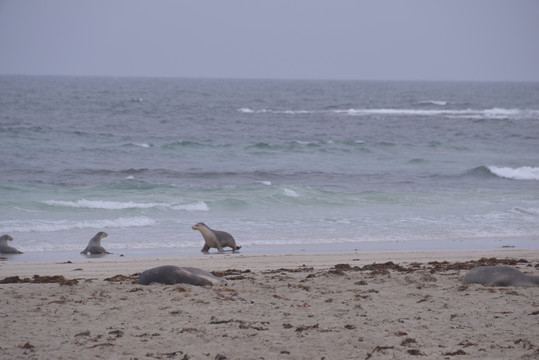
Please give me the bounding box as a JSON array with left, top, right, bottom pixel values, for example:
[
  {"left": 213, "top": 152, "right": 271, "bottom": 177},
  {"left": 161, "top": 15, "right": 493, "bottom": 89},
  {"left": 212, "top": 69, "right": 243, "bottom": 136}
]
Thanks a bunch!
[
  {"left": 487, "top": 166, "right": 539, "bottom": 181},
  {"left": 0, "top": 216, "right": 156, "bottom": 233},
  {"left": 467, "top": 166, "right": 539, "bottom": 181},
  {"left": 238, "top": 107, "right": 538, "bottom": 119},
  {"left": 43, "top": 199, "right": 209, "bottom": 211},
  {"left": 417, "top": 100, "right": 447, "bottom": 106}
]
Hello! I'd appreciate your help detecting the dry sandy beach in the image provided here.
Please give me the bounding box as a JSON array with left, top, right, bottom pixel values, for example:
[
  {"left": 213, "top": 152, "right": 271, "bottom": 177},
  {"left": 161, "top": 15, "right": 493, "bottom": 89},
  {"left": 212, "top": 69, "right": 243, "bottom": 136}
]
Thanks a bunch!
[{"left": 1, "top": 249, "right": 538, "bottom": 360}]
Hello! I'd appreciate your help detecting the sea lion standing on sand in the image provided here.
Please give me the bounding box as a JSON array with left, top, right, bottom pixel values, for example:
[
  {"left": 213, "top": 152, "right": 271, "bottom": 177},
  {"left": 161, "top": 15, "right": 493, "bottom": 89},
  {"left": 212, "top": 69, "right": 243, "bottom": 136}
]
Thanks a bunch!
[
  {"left": 138, "top": 265, "right": 227, "bottom": 286},
  {"left": 462, "top": 266, "right": 539, "bottom": 287},
  {"left": 80, "top": 231, "right": 110, "bottom": 255},
  {"left": 0, "top": 234, "right": 23, "bottom": 254},
  {"left": 192, "top": 222, "right": 241, "bottom": 254}
]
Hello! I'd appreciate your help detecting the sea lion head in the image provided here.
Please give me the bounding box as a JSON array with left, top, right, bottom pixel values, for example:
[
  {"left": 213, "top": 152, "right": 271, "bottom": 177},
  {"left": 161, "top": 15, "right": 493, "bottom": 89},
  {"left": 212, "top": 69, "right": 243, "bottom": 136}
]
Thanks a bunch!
[
  {"left": 1, "top": 234, "right": 14, "bottom": 242},
  {"left": 90, "top": 231, "right": 108, "bottom": 243},
  {"left": 192, "top": 222, "right": 207, "bottom": 231}
]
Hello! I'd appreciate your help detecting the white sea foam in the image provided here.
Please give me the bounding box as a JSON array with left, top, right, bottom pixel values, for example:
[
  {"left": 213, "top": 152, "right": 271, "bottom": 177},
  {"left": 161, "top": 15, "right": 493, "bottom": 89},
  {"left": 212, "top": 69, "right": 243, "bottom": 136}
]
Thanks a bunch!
[
  {"left": 283, "top": 188, "right": 300, "bottom": 197},
  {"left": 341, "top": 108, "right": 450, "bottom": 116},
  {"left": 123, "top": 142, "right": 151, "bottom": 148},
  {"left": 418, "top": 100, "right": 447, "bottom": 106},
  {"left": 483, "top": 108, "right": 519, "bottom": 117},
  {"left": 344, "top": 107, "right": 539, "bottom": 120},
  {"left": 0, "top": 216, "right": 156, "bottom": 233},
  {"left": 239, "top": 106, "right": 538, "bottom": 119},
  {"left": 488, "top": 166, "right": 539, "bottom": 181},
  {"left": 171, "top": 201, "right": 209, "bottom": 211},
  {"left": 43, "top": 199, "right": 209, "bottom": 211},
  {"left": 258, "top": 181, "right": 272, "bottom": 186},
  {"left": 238, "top": 108, "right": 307, "bottom": 115},
  {"left": 134, "top": 143, "right": 151, "bottom": 148},
  {"left": 44, "top": 199, "right": 158, "bottom": 210}
]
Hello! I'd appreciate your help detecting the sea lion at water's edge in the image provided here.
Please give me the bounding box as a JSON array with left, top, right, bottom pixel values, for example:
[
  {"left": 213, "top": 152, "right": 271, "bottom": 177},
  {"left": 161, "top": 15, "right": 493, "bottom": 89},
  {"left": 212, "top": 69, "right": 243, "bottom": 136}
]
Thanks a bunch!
[
  {"left": 81, "top": 231, "right": 110, "bottom": 255},
  {"left": 0, "top": 234, "right": 23, "bottom": 254},
  {"left": 138, "top": 265, "right": 227, "bottom": 286},
  {"left": 462, "top": 266, "right": 539, "bottom": 287},
  {"left": 192, "top": 222, "right": 241, "bottom": 254}
]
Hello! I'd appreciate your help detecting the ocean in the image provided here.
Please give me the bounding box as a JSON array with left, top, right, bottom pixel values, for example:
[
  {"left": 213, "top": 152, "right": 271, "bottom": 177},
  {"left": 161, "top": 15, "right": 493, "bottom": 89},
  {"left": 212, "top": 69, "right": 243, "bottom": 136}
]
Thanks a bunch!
[{"left": 1, "top": 76, "right": 538, "bottom": 261}]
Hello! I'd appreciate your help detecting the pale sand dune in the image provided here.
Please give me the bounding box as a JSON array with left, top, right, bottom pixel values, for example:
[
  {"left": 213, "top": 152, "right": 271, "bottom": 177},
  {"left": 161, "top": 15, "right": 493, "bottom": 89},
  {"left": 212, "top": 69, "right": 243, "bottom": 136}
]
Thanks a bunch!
[{"left": 1, "top": 249, "right": 538, "bottom": 359}]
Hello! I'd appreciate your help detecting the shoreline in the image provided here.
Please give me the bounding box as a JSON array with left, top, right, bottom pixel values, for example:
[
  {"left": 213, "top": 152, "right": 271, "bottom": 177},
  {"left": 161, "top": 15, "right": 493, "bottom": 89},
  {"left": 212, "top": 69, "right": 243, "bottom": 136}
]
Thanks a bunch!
[
  {"left": 1, "top": 249, "right": 538, "bottom": 359},
  {"left": 3, "top": 235, "right": 537, "bottom": 263}
]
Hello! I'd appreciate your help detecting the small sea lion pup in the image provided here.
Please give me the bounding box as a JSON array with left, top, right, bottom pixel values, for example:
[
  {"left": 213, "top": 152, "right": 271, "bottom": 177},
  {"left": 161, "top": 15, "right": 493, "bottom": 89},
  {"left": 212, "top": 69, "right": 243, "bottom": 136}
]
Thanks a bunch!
[
  {"left": 192, "top": 222, "right": 241, "bottom": 254},
  {"left": 80, "top": 231, "right": 110, "bottom": 255},
  {"left": 0, "top": 234, "right": 23, "bottom": 254},
  {"left": 462, "top": 266, "right": 539, "bottom": 287},
  {"left": 138, "top": 265, "right": 227, "bottom": 286}
]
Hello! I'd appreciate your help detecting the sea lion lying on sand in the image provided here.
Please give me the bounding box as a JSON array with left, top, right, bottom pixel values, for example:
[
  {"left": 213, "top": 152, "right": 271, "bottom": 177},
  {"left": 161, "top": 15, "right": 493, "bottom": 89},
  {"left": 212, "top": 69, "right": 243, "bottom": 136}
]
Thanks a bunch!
[
  {"left": 192, "top": 222, "right": 241, "bottom": 254},
  {"left": 0, "top": 234, "right": 23, "bottom": 254},
  {"left": 81, "top": 231, "right": 110, "bottom": 255},
  {"left": 462, "top": 266, "right": 539, "bottom": 287},
  {"left": 138, "top": 265, "right": 227, "bottom": 286}
]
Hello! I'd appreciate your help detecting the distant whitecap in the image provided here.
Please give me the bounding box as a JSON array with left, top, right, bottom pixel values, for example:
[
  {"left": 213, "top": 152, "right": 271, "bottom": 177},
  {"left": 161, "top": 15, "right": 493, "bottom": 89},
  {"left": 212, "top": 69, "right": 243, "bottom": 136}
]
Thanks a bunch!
[
  {"left": 417, "top": 100, "right": 447, "bottom": 106},
  {"left": 283, "top": 188, "right": 300, "bottom": 197},
  {"left": 134, "top": 143, "right": 151, "bottom": 148},
  {"left": 488, "top": 166, "right": 539, "bottom": 181},
  {"left": 171, "top": 201, "right": 209, "bottom": 211}
]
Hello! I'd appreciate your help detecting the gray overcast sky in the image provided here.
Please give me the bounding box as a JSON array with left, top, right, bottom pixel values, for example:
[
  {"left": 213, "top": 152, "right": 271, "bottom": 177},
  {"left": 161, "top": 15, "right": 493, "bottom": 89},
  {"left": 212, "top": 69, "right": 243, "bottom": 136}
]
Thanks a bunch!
[{"left": 1, "top": 0, "right": 538, "bottom": 81}]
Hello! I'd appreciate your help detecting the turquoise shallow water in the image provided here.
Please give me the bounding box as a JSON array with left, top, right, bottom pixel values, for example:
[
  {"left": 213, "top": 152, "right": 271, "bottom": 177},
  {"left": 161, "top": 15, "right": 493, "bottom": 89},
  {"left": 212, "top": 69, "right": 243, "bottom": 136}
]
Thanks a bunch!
[{"left": 1, "top": 76, "right": 538, "bottom": 258}]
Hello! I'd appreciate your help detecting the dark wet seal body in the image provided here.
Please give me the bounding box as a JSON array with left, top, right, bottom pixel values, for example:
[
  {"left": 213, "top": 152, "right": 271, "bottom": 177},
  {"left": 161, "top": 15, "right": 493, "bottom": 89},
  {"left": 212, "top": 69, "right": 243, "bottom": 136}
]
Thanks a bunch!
[
  {"left": 138, "top": 265, "right": 227, "bottom": 286},
  {"left": 81, "top": 231, "right": 110, "bottom": 255},
  {"left": 0, "top": 234, "right": 23, "bottom": 254},
  {"left": 462, "top": 266, "right": 539, "bottom": 287},
  {"left": 192, "top": 222, "right": 241, "bottom": 254}
]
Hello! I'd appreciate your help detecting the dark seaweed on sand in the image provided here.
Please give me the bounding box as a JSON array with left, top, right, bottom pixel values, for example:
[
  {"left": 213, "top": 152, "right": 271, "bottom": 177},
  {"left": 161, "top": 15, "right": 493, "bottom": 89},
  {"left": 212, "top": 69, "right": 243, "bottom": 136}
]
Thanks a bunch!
[{"left": 0, "top": 275, "right": 78, "bottom": 285}]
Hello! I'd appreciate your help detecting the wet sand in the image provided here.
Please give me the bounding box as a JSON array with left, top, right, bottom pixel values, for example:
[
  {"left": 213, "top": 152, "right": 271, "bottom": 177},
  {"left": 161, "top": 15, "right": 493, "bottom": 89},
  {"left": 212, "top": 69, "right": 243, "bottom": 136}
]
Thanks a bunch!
[{"left": 1, "top": 249, "right": 538, "bottom": 359}]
